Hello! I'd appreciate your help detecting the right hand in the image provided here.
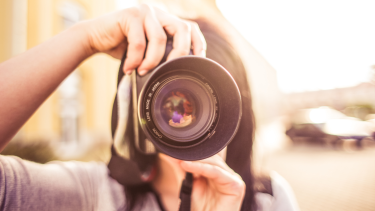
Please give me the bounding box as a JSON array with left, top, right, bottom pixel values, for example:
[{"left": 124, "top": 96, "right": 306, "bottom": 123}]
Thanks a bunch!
[
  {"left": 80, "top": 4, "right": 206, "bottom": 76},
  {"left": 180, "top": 154, "right": 246, "bottom": 211}
]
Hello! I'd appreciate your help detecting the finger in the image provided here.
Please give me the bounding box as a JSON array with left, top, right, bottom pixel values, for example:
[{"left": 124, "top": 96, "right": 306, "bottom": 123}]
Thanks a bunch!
[
  {"left": 181, "top": 161, "right": 242, "bottom": 187},
  {"left": 188, "top": 21, "right": 206, "bottom": 57},
  {"left": 198, "top": 155, "right": 236, "bottom": 176},
  {"left": 155, "top": 11, "right": 191, "bottom": 60},
  {"left": 167, "top": 20, "right": 191, "bottom": 60},
  {"left": 137, "top": 7, "right": 167, "bottom": 76},
  {"left": 181, "top": 161, "right": 245, "bottom": 196},
  {"left": 122, "top": 16, "right": 146, "bottom": 75}
]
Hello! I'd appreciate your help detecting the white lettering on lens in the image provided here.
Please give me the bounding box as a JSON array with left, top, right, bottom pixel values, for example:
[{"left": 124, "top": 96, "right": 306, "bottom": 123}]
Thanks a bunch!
[
  {"left": 152, "top": 82, "right": 160, "bottom": 92},
  {"left": 152, "top": 128, "right": 163, "bottom": 138},
  {"left": 146, "top": 112, "right": 151, "bottom": 121},
  {"left": 146, "top": 99, "right": 150, "bottom": 109}
]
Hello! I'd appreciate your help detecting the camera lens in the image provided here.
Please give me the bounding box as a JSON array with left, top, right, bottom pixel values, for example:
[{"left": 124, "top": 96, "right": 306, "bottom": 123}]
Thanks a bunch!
[
  {"left": 151, "top": 76, "right": 215, "bottom": 142},
  {"left": 137, "top": 56, "right": 241, "bottom": 160}
]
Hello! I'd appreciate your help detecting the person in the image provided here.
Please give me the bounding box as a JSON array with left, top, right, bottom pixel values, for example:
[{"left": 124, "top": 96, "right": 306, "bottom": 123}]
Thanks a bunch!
[{"left": 0, "top": 4, "right": 299, "bottom": 211}]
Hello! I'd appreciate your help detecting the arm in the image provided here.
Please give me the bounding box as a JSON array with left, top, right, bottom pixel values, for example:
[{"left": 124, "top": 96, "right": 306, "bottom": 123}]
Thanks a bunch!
[
  {"left": 0, "top": 23, "right": 89, "bottom": 150},
  {"left": 0, "top": 5, "right": 206, "bottom": 150}
]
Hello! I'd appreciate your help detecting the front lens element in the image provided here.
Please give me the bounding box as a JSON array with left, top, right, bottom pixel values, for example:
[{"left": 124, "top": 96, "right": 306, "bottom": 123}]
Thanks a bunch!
[
  {"left": 161, "top": 90, "right": 195, "bottom": 128},
  {"left": 151, "top": 76, "right": 215, "bottom": 142}
]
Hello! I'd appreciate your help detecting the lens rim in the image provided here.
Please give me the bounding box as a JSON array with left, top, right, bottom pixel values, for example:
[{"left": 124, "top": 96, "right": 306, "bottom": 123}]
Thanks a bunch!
[{"left": 138, "top": 56, "right": 241, "bottom": 161}]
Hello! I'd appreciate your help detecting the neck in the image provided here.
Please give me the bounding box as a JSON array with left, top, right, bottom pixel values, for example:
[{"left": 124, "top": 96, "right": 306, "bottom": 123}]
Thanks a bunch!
[{"left": 152, "top": 153, "right": 185, "bottom": 210}]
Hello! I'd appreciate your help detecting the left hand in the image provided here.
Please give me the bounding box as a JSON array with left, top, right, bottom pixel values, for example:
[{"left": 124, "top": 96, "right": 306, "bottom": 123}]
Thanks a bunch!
[
  {"left": 81, "top": 4, "right": 206, "bottom": 75},
  {"left": 180, "top": 155, "right": 246, "bottom": 211}
]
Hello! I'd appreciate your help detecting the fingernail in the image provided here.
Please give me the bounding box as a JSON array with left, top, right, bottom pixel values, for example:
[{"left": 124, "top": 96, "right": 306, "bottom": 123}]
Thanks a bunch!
[
  {"left": 125, "top": 70, "right": 132, "bottom": 75},
  {"left": 139, "top": 70, "right": 147, "bottom": 76}
]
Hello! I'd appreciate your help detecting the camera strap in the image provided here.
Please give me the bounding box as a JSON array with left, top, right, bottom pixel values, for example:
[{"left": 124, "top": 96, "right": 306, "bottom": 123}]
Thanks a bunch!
[
  {"left": 110, "top": 46, "right": 195, "bottom": 210},
  {"left": 179, "top": 172, "right": 193, "bottom": 211}
]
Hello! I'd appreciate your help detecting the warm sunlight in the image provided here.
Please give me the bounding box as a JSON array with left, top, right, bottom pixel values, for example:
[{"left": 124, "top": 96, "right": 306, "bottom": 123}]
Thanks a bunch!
[{"left": 217, "top": 0, "right": 375, "bottom": 93}]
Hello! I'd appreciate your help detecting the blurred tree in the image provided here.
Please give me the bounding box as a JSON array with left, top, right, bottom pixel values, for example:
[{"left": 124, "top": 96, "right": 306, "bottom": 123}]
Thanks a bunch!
[{"left": 343, "top": 104, "right": 375, "bottom": 121}]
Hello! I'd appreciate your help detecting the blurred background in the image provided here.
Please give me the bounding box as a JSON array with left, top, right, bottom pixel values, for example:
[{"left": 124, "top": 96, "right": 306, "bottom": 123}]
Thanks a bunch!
[{"left": 1, "top": 0, "right": 375, "bottom": 210}]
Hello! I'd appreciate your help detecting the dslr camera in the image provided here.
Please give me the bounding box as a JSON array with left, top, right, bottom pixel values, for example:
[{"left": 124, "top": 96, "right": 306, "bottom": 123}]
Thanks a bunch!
[{"left": 109, "top": 41, "right": 241, "bottom": 185}]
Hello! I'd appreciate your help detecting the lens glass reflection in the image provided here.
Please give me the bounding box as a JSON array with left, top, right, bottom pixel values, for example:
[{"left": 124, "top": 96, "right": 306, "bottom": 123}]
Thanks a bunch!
[
  {"left": 152, "top": 77, "right": 214, "bottom": 142},
  {"left": 161, "top": 90, "right": 195, "bottom": 128}
]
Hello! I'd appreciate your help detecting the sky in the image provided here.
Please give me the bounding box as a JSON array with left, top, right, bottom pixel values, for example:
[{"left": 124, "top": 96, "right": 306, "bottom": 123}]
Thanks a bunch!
[{"left": 217, "top": 0, "right": 375, "bottom": 93}]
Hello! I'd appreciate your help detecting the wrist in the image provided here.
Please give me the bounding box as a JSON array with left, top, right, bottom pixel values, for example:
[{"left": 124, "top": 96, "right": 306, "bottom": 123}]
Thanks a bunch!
[{"left": 68, "top": 21, "right": 97, "bottom": 58}]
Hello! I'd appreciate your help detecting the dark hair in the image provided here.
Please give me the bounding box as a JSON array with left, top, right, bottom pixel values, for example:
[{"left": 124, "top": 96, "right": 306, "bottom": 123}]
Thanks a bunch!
[{"left": 121, "top": 19, "right": 256, "bottom": 211}]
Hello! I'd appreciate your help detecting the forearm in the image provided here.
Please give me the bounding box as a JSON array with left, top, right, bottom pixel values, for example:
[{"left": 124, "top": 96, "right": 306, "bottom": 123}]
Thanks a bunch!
[{"left": 0, "top": 23, "right": 92, "bottom": 150}]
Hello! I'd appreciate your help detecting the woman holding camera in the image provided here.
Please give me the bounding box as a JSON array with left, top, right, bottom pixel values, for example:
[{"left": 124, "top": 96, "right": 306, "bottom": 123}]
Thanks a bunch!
[{"left": 0, "top": 4, "right": 298, "bottom": 211}]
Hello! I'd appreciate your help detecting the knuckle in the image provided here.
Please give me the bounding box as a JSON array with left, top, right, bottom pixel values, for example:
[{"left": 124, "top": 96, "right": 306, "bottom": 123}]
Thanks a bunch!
[
  {"left": 133, "top": 40, "right": 146, "bottom": 51},
  {"left": 231, "top": 180, "right": 246, "bottom": 195},
  {"left": 126, "top": 7, "right": 141, "bottom": 18},
  {"left": 178, "top": 21, "right": 191, "bottom": 32},
  {"left": 154, "top": 33, "right": 167, "bottom": 44}
]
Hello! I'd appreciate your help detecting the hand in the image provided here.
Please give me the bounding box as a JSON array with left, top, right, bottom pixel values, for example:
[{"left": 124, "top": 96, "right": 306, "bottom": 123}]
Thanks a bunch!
[
  {"left": 81, "top": 4, "right": 206, "bottom": 75},
  {"left": 180, "top": 155, "right": 246, "bottom": 211}
]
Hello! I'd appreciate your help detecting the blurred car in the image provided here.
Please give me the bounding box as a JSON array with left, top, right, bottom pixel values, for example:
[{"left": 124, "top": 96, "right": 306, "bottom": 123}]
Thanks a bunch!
[{"left": 286, "top": 107, "right": 375, "bottom": 148}]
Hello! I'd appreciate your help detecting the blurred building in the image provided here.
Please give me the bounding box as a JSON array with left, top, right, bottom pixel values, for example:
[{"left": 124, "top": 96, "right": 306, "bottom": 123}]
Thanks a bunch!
[
  {"left": 283, "top": 82, "right": 375, "bottom": 116},
  {"left": 0, "top": 0, "right": 121, "bottom": 145}
]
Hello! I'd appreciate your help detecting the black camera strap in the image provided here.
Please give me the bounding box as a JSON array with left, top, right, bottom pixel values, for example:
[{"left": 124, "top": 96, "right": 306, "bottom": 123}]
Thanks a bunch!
[
  {"left": 109, "top": 52, "right": 194, "bottom": 211},
  {"left": 179, "top": 172, "right": 193, "bottom": 211}
]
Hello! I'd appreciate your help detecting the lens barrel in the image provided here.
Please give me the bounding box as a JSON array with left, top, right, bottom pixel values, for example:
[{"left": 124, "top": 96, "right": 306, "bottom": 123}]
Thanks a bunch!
[{"left": 138, "top": 56, "right": 241, "bottom": 161}]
